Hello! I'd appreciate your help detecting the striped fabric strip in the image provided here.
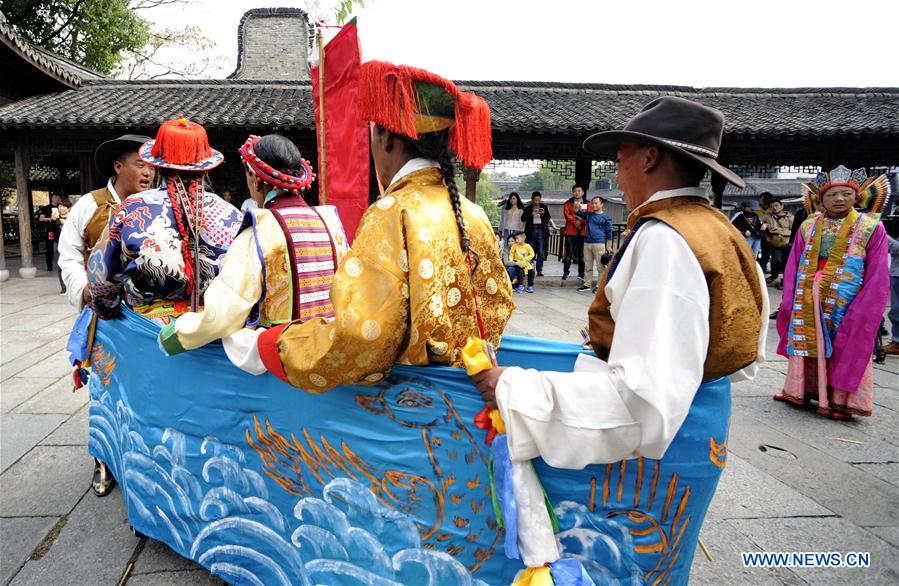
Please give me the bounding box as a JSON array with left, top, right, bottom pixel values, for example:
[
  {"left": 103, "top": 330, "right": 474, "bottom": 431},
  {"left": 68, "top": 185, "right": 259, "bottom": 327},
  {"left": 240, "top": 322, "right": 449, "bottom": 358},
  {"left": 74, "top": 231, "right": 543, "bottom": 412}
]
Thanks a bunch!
[{"left": 275, "top": 206, "right": 338, "bottom": 320}]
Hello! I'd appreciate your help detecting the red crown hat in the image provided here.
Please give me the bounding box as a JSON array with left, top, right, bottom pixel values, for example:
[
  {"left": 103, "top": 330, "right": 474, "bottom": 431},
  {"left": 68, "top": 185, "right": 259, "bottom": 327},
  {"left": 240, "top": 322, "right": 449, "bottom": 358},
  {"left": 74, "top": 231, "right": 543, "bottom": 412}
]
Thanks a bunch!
[
  {"left": 359, "top": 61, "right": 493, "bottom": 170},
  {"left": 139, "top": 115, "right": 224, "bottom": 171}
]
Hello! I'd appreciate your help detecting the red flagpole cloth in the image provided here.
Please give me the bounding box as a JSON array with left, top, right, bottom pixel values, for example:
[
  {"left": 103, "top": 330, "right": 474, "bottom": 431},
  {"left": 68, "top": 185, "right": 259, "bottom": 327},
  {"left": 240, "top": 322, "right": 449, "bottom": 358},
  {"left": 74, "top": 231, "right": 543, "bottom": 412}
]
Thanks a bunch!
[{"left": 311, "top": 20, "right": 369, "bottom": 244}]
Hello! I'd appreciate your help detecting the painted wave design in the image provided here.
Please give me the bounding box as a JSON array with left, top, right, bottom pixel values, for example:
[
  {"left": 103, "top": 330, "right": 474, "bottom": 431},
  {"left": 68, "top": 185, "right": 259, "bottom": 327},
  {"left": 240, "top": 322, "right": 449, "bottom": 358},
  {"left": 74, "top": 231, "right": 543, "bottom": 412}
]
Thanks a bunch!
[
  {"left": 554, "top": 500, "right": 644, "bottom": 585},
  {"left": 88, "top": 380, "right": 487, "bottom": 585}
]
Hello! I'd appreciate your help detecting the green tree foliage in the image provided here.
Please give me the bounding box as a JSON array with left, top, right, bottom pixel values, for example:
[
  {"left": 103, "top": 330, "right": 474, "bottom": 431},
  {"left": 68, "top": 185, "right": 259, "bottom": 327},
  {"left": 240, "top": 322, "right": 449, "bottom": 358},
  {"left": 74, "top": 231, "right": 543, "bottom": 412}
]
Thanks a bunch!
[{"left": 2, "top": 0, "right": 152, "bottom": 74}]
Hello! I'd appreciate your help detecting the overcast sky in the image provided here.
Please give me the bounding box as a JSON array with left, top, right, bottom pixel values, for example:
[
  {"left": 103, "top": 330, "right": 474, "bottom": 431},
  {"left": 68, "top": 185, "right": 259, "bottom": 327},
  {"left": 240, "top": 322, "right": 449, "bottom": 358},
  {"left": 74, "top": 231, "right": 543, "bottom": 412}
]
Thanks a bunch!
[{"left": 144, "top": 0, "right": 898, "bottom": 87}]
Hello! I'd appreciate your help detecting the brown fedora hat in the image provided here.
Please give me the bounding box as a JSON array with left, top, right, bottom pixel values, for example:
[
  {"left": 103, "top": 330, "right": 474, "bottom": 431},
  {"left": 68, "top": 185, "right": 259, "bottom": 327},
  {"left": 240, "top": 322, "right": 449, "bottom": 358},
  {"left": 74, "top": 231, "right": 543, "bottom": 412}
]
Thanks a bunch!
[
  {"left": 583, "top": 96, "right": 745, "bottom": 188},
  {"left": 94, "top": 134, "right": 152, "bottom": 177}
]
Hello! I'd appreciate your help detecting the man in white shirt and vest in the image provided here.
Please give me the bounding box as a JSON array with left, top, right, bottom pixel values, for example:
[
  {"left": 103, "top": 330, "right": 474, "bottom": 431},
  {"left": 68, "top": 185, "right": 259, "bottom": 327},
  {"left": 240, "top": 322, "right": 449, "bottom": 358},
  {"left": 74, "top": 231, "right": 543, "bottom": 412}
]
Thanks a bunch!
[
  {"left": 472, "top": 96, "right": 769, "bottom": 583},
  {"left": 59, "top": 135, "right": 154, "bottom": 309}
]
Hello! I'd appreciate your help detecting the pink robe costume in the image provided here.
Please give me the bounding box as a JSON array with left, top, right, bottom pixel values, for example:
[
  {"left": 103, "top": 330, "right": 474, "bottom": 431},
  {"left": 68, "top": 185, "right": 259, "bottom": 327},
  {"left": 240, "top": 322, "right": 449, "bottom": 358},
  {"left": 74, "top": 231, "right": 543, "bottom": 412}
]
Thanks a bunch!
[{"left": 775, "top": 213, "right": 889, "bottom": 416}]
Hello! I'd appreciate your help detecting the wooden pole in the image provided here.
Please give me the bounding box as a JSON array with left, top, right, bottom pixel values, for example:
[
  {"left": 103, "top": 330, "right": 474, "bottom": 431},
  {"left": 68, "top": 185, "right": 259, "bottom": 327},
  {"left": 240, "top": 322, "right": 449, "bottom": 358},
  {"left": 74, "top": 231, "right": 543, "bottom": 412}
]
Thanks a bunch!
[
  {"left": 464, "top": 167, "right": 479, "bottom": 203},
  {"left": 15, "top": 138, "right": 36, "bottom": 278},
  {"left": 316, "top": 31, "right": 327, "bottom": 205},
  {"left": 0, "top": 211, "right": 8, "bottom": 282}
]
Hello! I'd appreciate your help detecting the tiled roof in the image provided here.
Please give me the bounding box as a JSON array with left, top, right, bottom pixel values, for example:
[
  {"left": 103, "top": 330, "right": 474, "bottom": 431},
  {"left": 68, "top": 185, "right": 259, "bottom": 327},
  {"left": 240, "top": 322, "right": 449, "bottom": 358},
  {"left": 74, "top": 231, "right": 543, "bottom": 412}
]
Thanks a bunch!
[
  {"left": 1, "top": 78, "right": 897, "bottom": 140},
  {"left": 0, "top": 13, "right": 102, "bottom": 88}
]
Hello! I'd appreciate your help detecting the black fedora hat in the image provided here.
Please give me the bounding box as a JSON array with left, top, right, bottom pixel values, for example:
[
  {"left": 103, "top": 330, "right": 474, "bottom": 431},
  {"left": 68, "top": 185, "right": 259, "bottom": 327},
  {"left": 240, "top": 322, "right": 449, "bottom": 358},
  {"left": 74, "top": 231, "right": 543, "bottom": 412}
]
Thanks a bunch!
[
  {"left": 583, "top": 96, "right": 745, "bottom": 188},
  {"left": 94, "top": 134, "right": 152, "bottom": 177}
]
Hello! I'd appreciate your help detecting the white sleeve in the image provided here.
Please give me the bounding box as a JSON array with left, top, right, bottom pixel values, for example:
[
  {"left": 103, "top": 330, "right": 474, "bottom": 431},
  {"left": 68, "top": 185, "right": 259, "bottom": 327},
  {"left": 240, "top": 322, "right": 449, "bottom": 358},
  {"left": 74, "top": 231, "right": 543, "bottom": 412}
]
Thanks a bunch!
[
  {"left": 222, "top": 328, "right": 268, "bottom": 375},
  {"left": 495, "top": 221, "right": 710, "bottom": 468},
  {"left": 730, "top": 262, "right": 770, "bottom": 382},
  {"left": 58, "top": 195, "right": 97, "bottom": 310}
]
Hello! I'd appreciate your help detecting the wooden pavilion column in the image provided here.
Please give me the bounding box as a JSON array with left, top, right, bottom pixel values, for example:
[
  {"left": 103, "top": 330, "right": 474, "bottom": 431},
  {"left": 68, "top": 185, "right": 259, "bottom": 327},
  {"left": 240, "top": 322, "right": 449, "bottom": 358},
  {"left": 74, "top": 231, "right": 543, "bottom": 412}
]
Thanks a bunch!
[
  {"left": 79, "top": 153, "right": 94, "bottom": 194},
  {"left": 0, "top": 213, "right": 8, "bottom": 282},
  {"left": 463, "top": 167, "right": 479, "bottom": 203},
  {"left": 710, "top": 172, "right": 727, "bottom": 210},
  {"left": 574, "top": 156, "right": 592, "bottom": 191},
  {"left": 15, "top": 139, "right": 36, "bottom": 278}
]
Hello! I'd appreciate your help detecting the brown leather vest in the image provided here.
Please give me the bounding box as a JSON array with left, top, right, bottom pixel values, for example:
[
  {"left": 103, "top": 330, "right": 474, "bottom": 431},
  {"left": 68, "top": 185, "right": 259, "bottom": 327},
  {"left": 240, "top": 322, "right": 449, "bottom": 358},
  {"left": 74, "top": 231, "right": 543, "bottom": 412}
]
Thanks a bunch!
[
  {"left": 588, "top": 196, "right": 763, "bottom": 380},
  {"left": 82, "top": 187, "right": 119, "bottom": 265}
]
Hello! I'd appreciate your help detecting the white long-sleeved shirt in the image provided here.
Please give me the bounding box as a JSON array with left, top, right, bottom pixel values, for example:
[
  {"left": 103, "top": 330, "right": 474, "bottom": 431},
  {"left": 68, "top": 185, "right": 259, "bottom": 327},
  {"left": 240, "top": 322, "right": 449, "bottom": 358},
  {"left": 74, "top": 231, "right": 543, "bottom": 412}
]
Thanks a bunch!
[
  {"left": 58, "top": 178, "right": 120, "bottom": 309},
  {"left": 495, "top": 187, "right": 769, "bottom": 469}
]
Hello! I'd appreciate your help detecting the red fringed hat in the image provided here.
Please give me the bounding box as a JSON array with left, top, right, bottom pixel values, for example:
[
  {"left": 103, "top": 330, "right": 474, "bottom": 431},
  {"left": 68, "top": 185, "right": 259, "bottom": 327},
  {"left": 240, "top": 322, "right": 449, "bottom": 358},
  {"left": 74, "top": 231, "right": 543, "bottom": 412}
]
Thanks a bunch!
[
  {"left": 359, "top": 61, "right": 493, "bottom": 170},
  {"left": 139, "top": 115, "right": 224, "bottom": 171}
]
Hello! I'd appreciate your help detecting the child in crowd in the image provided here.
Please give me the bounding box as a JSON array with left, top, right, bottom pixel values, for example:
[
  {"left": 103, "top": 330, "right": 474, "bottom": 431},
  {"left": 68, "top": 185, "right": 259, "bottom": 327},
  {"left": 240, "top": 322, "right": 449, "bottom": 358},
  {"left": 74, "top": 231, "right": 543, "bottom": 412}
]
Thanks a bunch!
[
  {"left": 574, "top": 196, "right": 614, "bottom": 293},
  {"left": 510, "top": 231, "right": 535, "bottom": 293},
  {"left": 502, "top": 234, "right": 519, "bottom": 288}
]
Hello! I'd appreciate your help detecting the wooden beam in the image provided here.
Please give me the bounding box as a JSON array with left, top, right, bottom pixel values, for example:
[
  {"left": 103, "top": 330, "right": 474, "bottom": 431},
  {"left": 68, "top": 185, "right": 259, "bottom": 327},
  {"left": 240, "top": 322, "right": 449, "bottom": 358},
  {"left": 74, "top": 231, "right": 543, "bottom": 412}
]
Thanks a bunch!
[
  {"left": 15, "top": 139, "right": 36, "bottom": 278},
  {"left": 575, "top": 156, "right": 592, "bottom": 190},
  {"left": 710, "top": 172, "right": 727, "bottom": 210},
  {"left": 463, "top": 167, "right": 480, "bottom": 203},
  {"left": 0, "top": 212, "right": 8, "bottom": 282},
  {"left": 79, "top": 153, "right": 93, "bottom": 194}
]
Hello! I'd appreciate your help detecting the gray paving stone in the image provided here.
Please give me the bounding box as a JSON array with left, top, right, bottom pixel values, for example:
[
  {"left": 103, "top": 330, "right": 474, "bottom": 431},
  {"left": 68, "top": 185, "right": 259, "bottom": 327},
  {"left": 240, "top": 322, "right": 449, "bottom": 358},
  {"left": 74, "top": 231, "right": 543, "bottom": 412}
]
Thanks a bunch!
[
  {"left": 132, "top": 539, "right": 207, "bottom": 575},
  {"left": 706, "top": 454, "right": 833, "bottom": 521},
  {"left": 0, "top": 413, "right": 67, "bottom": 473},
  {"left": 0, "top": 516, "right": 60, "bottom": 585},
  {"left": 733, "top": 395, "right": 899, "bottom": 465},
  {"left": 729, "top": 413, "right": 899, "bottom": 528},
  {"left": 0, "top": 377, "right": 58, "bottom": 413},
  {"left": 873, "top": 365, "right": 898, "bottom": 387},
  {"left": 728, "top": 517, "right": 899, "bottom": 585},
  {"left": 10, "top": 488, "right": 139, "bottom": 586},
  {"left": 0, "top": 312, "right": 73, "bottom": 333},
  {"left": 853, "top": 463, "right": 899, "bottom": 486},
  {"left": 866, "top": 526, "right": 899, "bottom": 549},
  {"left": 13, "top": 349, "right": 72, "bottom": 381},
  {"left": 1, "top": 341, "right": 45, "bottom": 366},
  {"left": 0, "top": 446, "right": 92, "bottom": 516},
  {"left": 13, "top": 376, "right": 86, "bottom": 415},
  {"left": 40, "top": 405, "right": 88, "bottom": 446},
  {"left": 690, "top": 517, "right": 806, "bottom": 586},
  {"left": 126, "top": 570, "right": 224, "bottom": 585},
  {"left": 732, "top": 367, "right": 785, "bottom": 398}
]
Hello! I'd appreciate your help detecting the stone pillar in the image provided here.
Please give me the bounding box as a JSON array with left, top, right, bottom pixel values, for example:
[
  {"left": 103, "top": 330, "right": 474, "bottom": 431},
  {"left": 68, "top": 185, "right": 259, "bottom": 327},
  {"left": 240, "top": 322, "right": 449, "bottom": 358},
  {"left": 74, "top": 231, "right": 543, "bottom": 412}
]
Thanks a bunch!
[
  {"left": 710, "top": 172, "right": 727, "bottom": 210},
  {"left": 15, "top": 139, "right": 36, "bottom": 278},
  {"left": 0, "top": 212, "right": 8, "bottom": 282},
  {"left": 463, "top": 167, "right": 480, "bottom": 203},
  {"left": 575, "top": 156, "right": 592, "bottom": 191}
]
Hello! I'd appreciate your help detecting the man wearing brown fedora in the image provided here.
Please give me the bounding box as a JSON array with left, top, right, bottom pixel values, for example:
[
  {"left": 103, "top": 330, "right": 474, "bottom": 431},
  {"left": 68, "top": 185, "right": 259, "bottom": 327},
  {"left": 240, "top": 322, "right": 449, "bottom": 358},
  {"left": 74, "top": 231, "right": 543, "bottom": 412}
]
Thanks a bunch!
[
  {"left": 472, "top": 96, "right": 770, "bottom": 582},
  {"left": 58, "top": 134, "right": 155, "bottom": 310}
]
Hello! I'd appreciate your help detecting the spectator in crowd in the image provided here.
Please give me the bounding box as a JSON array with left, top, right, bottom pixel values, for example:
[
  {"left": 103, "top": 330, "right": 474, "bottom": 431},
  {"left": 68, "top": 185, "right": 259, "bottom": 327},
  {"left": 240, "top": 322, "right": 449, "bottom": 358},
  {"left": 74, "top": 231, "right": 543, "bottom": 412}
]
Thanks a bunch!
[
  {"left": 498, "top": 191, "right": 525, "bottom": 243},
  {"left": 562, "top": 184, "right": 587, "bottom": 281},
  {"left": 575, "top": 195, "right": 613, "bottom": 293},
  {"left": 53, "top": 198, "right": 72, "bottom": 294},
  {"left": 523, "top": 191, "right": 552, "bottom": 276},
  {"left": 509, "top": 231, "right": 535, "bottom": 293},
  {"left": 761, "top": 198, "right": 793, "bottom": 288},
  {"left": 502, "top": 233, "right": 519, "bottom": 288},
  {"left": 37, "top": 193, "right": 63, "bottom": 271},
  {"left": 885, "top": 217, "right": 899, "bottom": 356},
  {"left": 240, "top": 195, "right": 259, "bottom": 212},
  {"left": 758, "top": 191, "right": 773, "bottom": 273},
  {"left": 731, "top": 201, "right": 762, "bottom": 258}
]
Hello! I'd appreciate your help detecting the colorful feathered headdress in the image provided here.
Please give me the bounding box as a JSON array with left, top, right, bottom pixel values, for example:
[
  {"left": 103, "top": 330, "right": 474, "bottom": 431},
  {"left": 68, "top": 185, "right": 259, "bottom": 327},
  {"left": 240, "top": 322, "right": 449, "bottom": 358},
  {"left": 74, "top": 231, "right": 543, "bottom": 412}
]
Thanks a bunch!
[
  {"left": 358, "top": 61, "right": 493, "bottom": 170},
  {"left": 801, "top": 165, "right": 892, "bottom": 217}
]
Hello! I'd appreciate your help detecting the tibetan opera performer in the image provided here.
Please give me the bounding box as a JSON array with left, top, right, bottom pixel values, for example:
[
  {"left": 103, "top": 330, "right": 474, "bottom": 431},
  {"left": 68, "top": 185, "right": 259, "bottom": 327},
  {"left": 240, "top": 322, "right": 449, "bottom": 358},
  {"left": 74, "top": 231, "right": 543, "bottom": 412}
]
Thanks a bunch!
[
  {"left": 253, "top": 61, "right": 514, "bottom": 391},
  {"left": 157, "top": 134, "right": 349, "bottom": 372},
  {"left": 472, "top": 97, "right": 769, "bottom": 584},
  {"left": 88, "top": 115, "right": 243, "bottom": 323},
  {"left": 773, "top": 166, "right": 890, "bottom": 419}
]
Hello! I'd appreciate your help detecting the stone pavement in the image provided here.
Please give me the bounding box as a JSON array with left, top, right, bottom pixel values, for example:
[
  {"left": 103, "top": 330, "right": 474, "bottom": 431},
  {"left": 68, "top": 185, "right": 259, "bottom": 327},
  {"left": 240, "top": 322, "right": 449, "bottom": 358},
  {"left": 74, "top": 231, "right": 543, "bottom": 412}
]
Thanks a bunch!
[{"left": 1, "top": 266, "right": 897, "bottom": 585}]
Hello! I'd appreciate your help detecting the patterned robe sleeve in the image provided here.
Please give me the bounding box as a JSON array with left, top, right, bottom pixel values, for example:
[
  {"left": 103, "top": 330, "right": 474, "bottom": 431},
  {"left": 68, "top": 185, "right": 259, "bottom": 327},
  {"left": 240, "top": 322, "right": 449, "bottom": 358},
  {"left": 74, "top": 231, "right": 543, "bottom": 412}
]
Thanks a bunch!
[
  {"left": 86, "top": 208, "right": 126, "bottom": 318},
  {"left": 258, "top": 205, "right": 409, "bottom": 393}
]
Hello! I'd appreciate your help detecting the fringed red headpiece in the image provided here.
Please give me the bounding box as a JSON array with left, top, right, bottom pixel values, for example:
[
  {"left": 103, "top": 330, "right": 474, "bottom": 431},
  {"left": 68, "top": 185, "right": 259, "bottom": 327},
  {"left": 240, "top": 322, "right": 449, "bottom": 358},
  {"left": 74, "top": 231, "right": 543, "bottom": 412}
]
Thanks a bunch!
[
  {"left": 359, "top": 61, "right": 493, "bottom": 170},
  {"left": 152, "top": 114, "right": 211, "bottom": 165},
  {"left": 239, "top": 135, "right": 315, "bottom": 192}
]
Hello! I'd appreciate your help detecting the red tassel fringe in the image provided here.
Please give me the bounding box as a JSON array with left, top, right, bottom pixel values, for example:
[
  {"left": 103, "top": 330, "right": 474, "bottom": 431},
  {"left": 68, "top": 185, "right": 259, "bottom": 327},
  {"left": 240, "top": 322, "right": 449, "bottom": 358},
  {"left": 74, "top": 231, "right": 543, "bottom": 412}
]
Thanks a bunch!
[
  {"left": 359, "top": 61, "right": 493, "bottom": 169},
  {"left": 151, "top": 117, "right": 212, "bottom": 166}
]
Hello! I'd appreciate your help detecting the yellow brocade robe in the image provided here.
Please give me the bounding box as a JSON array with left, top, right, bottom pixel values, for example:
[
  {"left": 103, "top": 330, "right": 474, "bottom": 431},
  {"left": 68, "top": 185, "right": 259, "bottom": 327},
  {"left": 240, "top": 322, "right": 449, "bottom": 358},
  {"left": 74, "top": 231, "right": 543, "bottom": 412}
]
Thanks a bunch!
[{"left": 263, "top": 167, "right": 515, "bottom": 392}]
